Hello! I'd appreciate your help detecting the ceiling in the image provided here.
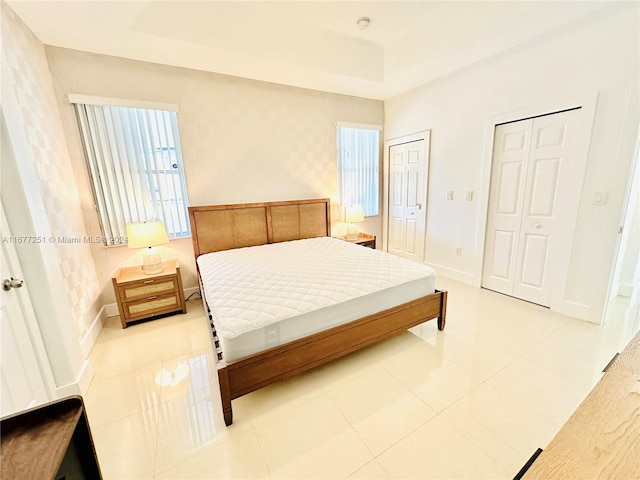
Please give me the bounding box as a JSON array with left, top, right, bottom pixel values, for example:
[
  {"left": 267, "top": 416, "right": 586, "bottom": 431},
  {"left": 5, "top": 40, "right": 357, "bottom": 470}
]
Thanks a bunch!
[{"left": 8, "top": 1, "right": 615, "bottom": 100}]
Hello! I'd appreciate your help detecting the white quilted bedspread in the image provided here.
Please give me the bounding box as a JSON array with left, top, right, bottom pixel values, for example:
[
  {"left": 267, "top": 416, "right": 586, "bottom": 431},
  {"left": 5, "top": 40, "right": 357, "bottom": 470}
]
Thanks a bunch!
[{"left": 197, "top": 236, "right": 435, "bottom": 340}]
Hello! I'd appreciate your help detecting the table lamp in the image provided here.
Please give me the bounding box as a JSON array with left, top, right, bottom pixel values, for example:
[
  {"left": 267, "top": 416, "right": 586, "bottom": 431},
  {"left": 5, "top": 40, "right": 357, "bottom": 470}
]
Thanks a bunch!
[
  {"left": 339, "top": 204, "right": 364, "bottom": 241},
  {"left": 126, "top": 221, "right": 169, "bottom": 274}
]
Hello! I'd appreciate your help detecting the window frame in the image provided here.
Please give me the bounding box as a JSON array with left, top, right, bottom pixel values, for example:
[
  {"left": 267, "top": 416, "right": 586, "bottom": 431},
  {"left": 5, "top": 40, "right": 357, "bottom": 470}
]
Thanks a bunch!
[
  {"left": 71, "top": 95, "right": 190, "bottom": 246},
  {"left": 336, "top": 122, "right": 382, "bottom": 217}
]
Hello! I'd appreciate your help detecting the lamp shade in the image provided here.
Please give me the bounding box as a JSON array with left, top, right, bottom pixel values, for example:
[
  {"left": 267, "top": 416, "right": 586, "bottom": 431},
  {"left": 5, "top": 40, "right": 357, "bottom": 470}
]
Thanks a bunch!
[
  {"left": 126, "top": 221, "right": 169, "bottom": 249},
  {"left": 339, "top": 204, "right": 365, "bottom": 223}
]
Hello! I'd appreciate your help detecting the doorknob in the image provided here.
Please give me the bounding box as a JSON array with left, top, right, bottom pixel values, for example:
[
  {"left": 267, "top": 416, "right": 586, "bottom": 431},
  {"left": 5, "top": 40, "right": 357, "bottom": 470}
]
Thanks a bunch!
[{"left": 2, "top": 277, "right": 23, "bottom": 291}]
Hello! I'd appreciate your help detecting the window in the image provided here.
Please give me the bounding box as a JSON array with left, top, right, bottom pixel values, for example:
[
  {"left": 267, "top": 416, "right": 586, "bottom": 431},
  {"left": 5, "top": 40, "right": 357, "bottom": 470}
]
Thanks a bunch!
[
  {"left": 337, "top": 124, "right": 380, "bottom": 216},
  {"left": 73, "top": 101, "right": 190, "bottom": 245}
]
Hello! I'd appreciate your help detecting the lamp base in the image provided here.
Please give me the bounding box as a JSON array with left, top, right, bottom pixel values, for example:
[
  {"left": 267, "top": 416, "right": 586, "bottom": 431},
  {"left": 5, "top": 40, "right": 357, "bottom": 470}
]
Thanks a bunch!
[
  {"left": 345, "top": 224, "right": 358, "bottom": 241},
  {"left": 142, "top": 247, "right": 163, "bottom": 274}
]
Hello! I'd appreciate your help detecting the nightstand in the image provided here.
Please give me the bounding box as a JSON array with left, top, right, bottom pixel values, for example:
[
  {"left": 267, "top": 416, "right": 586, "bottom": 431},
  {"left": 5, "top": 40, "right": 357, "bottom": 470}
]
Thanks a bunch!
[
  {"left": 112, "top": 259, "right": 187, "bottom": 328},
  {"left": 335, "top": 233, "right": 376, "bottom": 249}
]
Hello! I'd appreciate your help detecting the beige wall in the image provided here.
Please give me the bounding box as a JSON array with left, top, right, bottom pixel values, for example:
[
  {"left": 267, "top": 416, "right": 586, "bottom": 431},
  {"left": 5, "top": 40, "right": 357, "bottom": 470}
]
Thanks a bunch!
[
  {"left": 45, "top": 47, "right": 384, "bottom": 304},
  {"left": 2, "top": 2, "right": 98, "bottom": 390},
  {"left": 2, "top": 4, "right": 101, "bottom": 342}
]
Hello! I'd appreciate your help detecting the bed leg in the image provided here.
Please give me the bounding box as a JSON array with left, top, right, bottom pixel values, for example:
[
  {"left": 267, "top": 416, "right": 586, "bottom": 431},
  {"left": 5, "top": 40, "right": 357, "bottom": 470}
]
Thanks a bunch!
[
  {"left": 437, "top": 290, "right": 447, "bottom": 331},
  {"left": 217, "top": 363, "right": 233, "bottom": 426}
]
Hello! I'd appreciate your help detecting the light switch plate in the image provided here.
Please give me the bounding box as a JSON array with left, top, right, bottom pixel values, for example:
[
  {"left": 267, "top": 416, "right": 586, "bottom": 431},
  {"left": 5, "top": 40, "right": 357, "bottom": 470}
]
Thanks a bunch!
[{"left": 593, "top": 191, "right": 608, "bottom": 205}]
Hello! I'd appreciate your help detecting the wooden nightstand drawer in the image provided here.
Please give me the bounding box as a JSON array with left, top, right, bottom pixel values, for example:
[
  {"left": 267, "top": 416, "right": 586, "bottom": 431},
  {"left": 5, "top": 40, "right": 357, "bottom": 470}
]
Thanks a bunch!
[
  {"left": 122, "top": 292, "right": 182, "bottom": 320},
  {"left": 118, "top": 276, "right": 179, "bottom": 301},
  {"left": 112, "top": 260, "right": 187, "bottom": 328}
]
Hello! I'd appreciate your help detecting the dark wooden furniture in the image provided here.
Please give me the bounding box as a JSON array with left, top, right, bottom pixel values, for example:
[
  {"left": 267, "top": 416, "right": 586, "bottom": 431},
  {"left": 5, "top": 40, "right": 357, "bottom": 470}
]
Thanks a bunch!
[
  {"left": 352, "top": 232, "right": 376, "bottom": 248},
  {"left": 523, "top": 330, "right": 640, "bottom": 479},
  {"left": 0, "top": 396, "right": 102, "bottom": 479},
  {"left": 189, "top": 198, "right": 447, "bottom": 426},
  {"left": 112, "top": 259, "right": 187, "bottom": 328}
]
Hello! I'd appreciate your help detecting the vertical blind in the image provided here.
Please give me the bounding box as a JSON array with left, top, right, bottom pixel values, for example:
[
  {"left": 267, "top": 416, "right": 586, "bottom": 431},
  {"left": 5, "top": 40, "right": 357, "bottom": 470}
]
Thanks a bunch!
[
  {"left": 74, "top": 104, "right": 190, "bottom": 245},
  {"left": 337, "top": 126, "right": 380, "bottom": 216}
]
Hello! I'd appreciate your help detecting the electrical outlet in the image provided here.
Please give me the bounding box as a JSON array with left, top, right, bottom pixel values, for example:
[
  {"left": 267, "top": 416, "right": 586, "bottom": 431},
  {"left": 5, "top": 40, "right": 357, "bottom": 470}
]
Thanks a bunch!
[{"left": 455, "top": 246, "right": 462, "bottom": 256}]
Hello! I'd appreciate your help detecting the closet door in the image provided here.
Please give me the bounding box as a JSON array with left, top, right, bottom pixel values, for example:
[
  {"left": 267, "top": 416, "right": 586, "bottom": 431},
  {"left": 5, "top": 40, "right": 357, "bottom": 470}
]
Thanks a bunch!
[
  {"left": 482, "top": 119, "right": 533, "bottom": 295},
  {"left": 483, "top": 109, "right": 581, "bottom": 306},
  {"left": 512, "top": 110, "right": 580, "bottom": 305}
]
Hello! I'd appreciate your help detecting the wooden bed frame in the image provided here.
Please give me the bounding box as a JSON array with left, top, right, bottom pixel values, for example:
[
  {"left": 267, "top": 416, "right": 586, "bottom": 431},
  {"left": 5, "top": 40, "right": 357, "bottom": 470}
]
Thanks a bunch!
[{"left": 189, "top": 198, "right": 447, "bottom": 426}]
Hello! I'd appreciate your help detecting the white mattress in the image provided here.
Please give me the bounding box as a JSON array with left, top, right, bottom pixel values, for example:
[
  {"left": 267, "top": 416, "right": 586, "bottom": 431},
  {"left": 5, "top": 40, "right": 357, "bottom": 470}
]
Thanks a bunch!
[{"left": 197, "top": 236, "right": 436, "bottom": 361}]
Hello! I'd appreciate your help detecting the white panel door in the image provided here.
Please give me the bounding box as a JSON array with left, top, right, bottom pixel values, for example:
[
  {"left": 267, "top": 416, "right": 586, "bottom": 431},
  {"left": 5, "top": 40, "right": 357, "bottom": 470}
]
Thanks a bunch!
[
  {"left": 483, "top": 109, "right": 581, "bottom": 306},
  {"left": 482, "top": 120, "right": 532, "bottom": 294},
  {"left": 388, "top": 145, "right": 407, "bottom": 257},
  {"left": 512, "top": 110, "right": 580, "bottom": 305},
  {"left": 0, "top": 204, "right": 52, "bottom": 416},
  {"left": 388, "top": 139, "right": 427, "bottom": 262}
]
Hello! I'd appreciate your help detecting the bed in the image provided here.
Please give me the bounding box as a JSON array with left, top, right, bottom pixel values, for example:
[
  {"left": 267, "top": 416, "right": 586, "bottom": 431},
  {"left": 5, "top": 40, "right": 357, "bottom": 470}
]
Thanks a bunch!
[{"left": 189, "top": 198, "right": 447, "bottom": 426}]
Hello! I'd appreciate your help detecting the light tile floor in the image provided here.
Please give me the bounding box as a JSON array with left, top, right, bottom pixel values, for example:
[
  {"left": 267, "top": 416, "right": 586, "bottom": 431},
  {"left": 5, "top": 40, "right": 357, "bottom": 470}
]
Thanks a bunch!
[{"left": 85, "top": 278, "right": 639, "bottom": 479}]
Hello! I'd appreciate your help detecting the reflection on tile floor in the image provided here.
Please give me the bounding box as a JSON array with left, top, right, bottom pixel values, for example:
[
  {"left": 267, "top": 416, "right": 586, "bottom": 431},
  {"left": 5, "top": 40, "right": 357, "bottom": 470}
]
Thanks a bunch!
[{"left": 85, "top": 279, "right": 639, "bottom": 479}]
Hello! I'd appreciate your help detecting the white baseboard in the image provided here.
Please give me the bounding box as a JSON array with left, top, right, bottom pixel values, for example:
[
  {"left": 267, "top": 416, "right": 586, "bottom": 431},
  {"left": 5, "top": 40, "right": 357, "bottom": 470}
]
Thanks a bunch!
[
  {"left": 428, "top": 263, "right": 476, "bottom": 285},
  {"left": 55, "top": 358, "right": 94, "bottom": 398},
  {"left": 76, "top": 358, "right": 94, "bottom": 395},
  {"left": 551, "top": 300, "right": 591, "bottom": 322},
  {"left": 105, "top": 302, "right": 119, "bottom": 318},
  {"left": 184, "top": 286, "right": 201, "bottom": 301},
  {"left": 80, "top": 306, "right": 107, "bottom": 358},
  {"left": 428, "top": 264, "right": 595, "bottom": 323}
]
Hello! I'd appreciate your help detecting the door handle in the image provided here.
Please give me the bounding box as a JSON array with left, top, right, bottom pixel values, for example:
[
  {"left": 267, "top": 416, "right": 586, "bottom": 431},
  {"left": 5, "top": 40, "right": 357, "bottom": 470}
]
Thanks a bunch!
[
  {"left": 416, "top": 203, "right": 422, "bottom": 209},
  {"left": 2, "top": 277, "right": 24, "bottom": 291},
  {"left": 534, "top": 224, "right": 541, "bottom": 229}
]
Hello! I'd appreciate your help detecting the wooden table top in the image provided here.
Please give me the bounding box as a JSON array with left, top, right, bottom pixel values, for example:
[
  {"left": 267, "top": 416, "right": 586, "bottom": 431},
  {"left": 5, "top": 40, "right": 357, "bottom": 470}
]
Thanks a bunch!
[{"left": 523, "top": 330, "right": 640, "bottom": 479}]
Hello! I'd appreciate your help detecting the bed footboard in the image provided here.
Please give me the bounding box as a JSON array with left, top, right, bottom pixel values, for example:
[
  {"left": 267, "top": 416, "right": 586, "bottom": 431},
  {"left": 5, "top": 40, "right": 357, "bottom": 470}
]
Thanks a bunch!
[
  {"left": 438, "top": 290, "right": 447, "bottom": 331},
  {"left": 217, "top": 363, "right": 233, "bottom": 426},
  {"left": 216, "top": 289, "right": 447, "bottom": 426}
]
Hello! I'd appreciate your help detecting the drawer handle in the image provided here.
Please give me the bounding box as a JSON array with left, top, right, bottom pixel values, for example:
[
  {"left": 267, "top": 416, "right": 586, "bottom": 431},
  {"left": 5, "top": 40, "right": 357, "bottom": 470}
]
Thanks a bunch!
[
  {"left": 143, "top": 280, "right": 155, "bottom": 284},
  {"left": 147, "top": 296, "right": 157, "bottom": 300}
]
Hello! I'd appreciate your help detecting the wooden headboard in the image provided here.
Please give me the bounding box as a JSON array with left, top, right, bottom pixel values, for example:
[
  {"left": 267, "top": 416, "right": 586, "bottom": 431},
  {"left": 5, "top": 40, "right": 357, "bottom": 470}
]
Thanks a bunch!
[{"left": 188, "top": 198, "right": 331, "bottom": 257}]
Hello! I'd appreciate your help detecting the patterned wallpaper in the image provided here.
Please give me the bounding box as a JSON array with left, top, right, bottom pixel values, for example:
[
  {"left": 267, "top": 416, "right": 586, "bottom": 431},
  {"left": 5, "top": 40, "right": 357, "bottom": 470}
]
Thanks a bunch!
[
  {"left": 44, "top": 46, "right": 384, "bottom": 300},
  {"left": 2, "top": 3, "right": 101, "bottom": 339}
]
